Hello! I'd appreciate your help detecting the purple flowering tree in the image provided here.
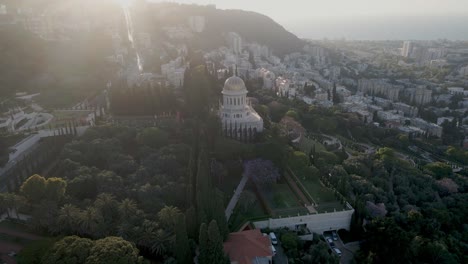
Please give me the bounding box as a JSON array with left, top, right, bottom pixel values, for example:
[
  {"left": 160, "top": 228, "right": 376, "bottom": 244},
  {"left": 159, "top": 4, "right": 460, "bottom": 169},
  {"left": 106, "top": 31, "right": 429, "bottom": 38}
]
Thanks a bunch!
[{"left": 244, "top": 159, "right": 281, "bottom": 185}]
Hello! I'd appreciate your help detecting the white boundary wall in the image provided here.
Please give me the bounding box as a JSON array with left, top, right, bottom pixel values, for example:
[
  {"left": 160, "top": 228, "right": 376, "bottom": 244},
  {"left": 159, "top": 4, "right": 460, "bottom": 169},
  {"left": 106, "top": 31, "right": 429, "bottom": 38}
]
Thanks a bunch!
[{"left": 253, "top": 209, "right": 354, "bottom": 234}]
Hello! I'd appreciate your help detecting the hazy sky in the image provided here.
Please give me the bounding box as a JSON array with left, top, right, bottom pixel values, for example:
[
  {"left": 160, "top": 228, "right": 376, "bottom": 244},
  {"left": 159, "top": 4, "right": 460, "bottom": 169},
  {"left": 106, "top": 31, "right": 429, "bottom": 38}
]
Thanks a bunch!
[
  {"left": 152, "top": 0, "right": 468, "bottom": 40},
  {"left": 155, "top": 0, "right": 468, "bottom": 19}
]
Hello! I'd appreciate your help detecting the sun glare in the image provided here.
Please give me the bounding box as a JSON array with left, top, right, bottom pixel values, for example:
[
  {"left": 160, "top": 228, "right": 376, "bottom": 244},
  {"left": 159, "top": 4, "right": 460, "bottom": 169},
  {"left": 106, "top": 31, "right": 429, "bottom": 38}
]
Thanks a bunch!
[{"left": 116, "top": 0, "right": 132, "bottom": 7}]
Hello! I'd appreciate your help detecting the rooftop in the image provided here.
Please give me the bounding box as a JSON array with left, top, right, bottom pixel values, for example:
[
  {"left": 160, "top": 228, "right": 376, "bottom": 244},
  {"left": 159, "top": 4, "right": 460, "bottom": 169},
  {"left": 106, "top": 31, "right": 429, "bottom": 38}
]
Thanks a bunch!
[{"left": 223, "top": 229, "right": 272, "bottom": 264}]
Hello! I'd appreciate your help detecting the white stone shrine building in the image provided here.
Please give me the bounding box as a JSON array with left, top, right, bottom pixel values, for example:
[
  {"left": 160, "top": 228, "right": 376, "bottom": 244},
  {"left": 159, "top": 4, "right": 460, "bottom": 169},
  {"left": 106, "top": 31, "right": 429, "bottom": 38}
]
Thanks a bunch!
[{"left": 219, "top": 75, "right": 263, "bottom": 140}]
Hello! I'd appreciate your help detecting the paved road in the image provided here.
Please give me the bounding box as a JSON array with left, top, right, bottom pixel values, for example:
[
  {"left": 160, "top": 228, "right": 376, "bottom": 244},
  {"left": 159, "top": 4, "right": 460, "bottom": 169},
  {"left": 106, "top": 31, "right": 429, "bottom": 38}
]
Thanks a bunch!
[
  {"left": 225, "top": 173, "right": 249, "bottom": 221},
  {"left": 273, "top": 240, "right": 288, "bottom": 264},
  {"left": 333, "top": 232, "right": 360, "bottom": 264},
  {"left": 335, "top": 239, "right": 352, "bottom": 264}
]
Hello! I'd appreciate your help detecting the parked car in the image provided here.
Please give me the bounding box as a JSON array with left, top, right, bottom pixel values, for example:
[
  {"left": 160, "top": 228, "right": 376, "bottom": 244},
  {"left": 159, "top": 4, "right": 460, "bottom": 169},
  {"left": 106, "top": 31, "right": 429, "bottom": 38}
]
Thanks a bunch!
[
  {"left": 332, "top": 231, "right": 338, "bottom": 241},
  {"left": 326, "top": 237, "right": 334, "bottom": 244},
  {"left": 329, "top": 242, "right": 336, "bottom": 248},
  {"left": 271, "top": 245, "right": 277, "bottom": 256},
  {"left": 333, "top": 248, "right": 342, "bottom": 257},
  {"left": 269, "top": 232, "right": 278, "bottom": 245}
]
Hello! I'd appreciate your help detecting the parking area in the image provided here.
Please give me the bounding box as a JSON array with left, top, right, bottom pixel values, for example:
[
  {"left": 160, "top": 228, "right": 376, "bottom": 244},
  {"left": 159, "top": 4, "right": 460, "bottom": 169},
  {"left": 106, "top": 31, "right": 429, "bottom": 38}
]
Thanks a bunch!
[
  {"left": 272, "top": 240, "right": 288, "bottom": 264},
  {"left": 323, "top": 230, "right": 359, "bottom": 264}
]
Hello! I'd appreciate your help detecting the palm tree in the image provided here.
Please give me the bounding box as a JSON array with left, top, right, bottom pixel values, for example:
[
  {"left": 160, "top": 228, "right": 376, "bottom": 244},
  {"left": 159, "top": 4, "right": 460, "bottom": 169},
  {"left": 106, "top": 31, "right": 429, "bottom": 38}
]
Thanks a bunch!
[
  {"left": 157, "top": 206, "right": 181, "bottom": 230},
  {"left": 132, "top": 220, "right": 159, "bottom": 245},
  {"left": 150, "top": 229, "right": 175, "bottom": 256},
  {"left": 132, "top": 220, "right": 174, "bottom": 257},
  {"left": 94, "top": 193, "right": 119, "bottom": 217},
  {"left": 78, "top": 206, "right": 100, "bottom": 237},
  {"left": 94, "top": 193, "right": 119, "bottom": 236},
  {"left": 117, "top": 198, "right": 140, "bottom": 239},
  {"left": 118, "top": 198, "right": 138, "bottom": 220},
  {"left": 57, "top": 204, "right": 80, "bottom": 234}
]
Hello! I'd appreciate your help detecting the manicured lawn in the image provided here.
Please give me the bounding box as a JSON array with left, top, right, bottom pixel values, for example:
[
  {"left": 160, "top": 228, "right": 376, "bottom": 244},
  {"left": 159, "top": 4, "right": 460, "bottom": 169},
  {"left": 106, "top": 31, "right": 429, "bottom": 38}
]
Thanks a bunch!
[
  {"left": 293, "top": 172, "right": 346, "bottom": 213},
  {"left": 301, "top": 177, "right": 336, "bottom": 203},
  {"left": 229, "top": 200, "right": 269, "bottom": 232},
  {"left": 270, "top": 184, "right": 300, "bottom": 209},
  {"left": 260, "top": 182, "right": 309, "bottom": 217}
]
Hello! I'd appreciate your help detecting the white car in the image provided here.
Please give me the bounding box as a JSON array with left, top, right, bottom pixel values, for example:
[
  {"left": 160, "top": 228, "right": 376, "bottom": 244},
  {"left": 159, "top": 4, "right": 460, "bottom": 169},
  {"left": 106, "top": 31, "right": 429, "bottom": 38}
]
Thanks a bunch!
[
  {"left": 333, "top": 248, "right": 342, "bottom": 257},
  {"left": 332, "top": 231, "right": 338, "bottom": 241},
  {"left": 271, "top": 245, "right": 277, "bottom": 256},
  {"left": 269, "top": 232, "right": 278, "bottom": 245}
]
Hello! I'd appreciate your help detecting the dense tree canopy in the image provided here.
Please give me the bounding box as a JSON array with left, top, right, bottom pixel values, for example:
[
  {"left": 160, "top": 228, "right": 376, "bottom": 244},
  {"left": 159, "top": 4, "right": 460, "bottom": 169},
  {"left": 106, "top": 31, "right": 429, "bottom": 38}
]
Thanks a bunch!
[
  {"left": 86, "top": 237, "right": 144, "bottom": 264},
  {"left": 244, "top": 159, "right": 280, "bottom": 185},
  {"left": 42, "top": 236, "right": 94, "bottom": 264}
]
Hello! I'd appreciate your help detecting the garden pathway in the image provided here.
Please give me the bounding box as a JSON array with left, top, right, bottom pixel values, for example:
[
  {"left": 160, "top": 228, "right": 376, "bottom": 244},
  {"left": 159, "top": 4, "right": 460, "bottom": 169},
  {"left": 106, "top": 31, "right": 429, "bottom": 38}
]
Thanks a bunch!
[{"left": 225, "top": 173, "right": 249, "bottom": 221}]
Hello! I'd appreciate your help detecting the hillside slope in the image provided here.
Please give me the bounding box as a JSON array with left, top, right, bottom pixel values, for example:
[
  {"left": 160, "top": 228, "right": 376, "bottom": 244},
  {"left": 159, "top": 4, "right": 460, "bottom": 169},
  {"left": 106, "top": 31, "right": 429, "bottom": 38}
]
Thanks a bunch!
[{"left": 144, "top": 3, "right": 305, "bottom": 57}]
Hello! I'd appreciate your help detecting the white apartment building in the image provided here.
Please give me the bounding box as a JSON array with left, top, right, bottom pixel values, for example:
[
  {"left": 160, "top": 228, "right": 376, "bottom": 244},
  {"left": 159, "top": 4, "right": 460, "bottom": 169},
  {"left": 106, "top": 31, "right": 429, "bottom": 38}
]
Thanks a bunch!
[
  {"left": 447, "top": 87, "right": 465, "bottom": 95},
  {"left": 459, "top": 65, "right": 468, "bottom": 76},
  {"left": 257, "top": 68, "right": 275, "bottom": 90},
  {"left": 161, "top": 57, "right": 186, "bottom": 88},
  {"left": 401, "top": 41, "right": 413, "bottom": 57},
  {"left": 358, "top": 79, "right": 401, "bottom": 101},
  {"left": 227, "top": 32, "right": 242, "bottom": 54},
  {"left": 188, "top": 16, "right": 205, "bottom": 33}
]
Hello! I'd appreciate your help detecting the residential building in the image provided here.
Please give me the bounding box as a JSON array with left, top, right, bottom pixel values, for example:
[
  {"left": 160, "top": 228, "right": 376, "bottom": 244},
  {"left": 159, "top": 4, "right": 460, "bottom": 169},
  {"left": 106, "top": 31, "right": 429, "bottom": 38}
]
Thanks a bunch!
[
  {"left": 459, "top": 65, "right": 468, "bottom": 76},
  {"left": 161, "top": 57, "right": 186, "bottom": 88},
  {"left": 407, "top": 87, "right": 432, "bottom": 105},
  {"left": 358, "top": 79, "right": 401, "bottom": 101},
  {"left": 163, "top": 26, "right": 193, "bottom": 39},
  {"left": 393, "top": 102, "right": 418, "bottom": 117},
  {"left": 276, "top": 77, "right": 295, "bottom": 99},
  {"left": 437, "top": 117, "right": 454, "bottom": 126},
  {"left": 223, "top": 229, "right": 273, "bottom": 264},
  {"left": 447, "top": 87, "right": 465, "bottom": 95},
  {"left": 257, "top": 68, "right": 275, "bottom": 90},
  {"left": 227, "top": 32, "right": 242, "bottom": 54},
  {"left": 187, "top": 16, "right": 205, "bottom": 33},
  {"left": 411, "top": 118, "right": 443, "bottom": 137},
  {"left": 401, "top": 41, "right": 413, "bottom": 57}
]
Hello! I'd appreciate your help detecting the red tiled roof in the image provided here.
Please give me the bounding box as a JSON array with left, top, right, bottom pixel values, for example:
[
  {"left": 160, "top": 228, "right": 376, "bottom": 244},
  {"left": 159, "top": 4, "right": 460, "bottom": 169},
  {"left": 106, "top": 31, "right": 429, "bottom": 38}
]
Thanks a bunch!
[{"left": 223, "top": 229, "right": 272, "bottom": 264}]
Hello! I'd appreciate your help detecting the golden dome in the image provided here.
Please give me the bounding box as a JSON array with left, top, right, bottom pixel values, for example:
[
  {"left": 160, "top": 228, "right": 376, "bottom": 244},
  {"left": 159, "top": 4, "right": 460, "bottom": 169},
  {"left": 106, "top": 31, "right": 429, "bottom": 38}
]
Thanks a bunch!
[{"left": 223, "top": 76, "right": 247, "bottom": 92}]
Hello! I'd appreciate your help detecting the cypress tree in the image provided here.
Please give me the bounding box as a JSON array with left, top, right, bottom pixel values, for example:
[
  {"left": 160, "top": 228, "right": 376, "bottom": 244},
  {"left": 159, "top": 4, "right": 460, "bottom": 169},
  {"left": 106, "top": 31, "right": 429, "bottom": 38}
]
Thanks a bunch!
[
  {"left": 185, "top": 207, "right": 198, "bottom": 240},
  {"left": 175, "top": 214, "right": 192, "bottom": 264},
  {"left": 187, "top": 148, "right": 195, "bottom": 208},
  {"left": 212, "top": 190, "right": 229, "bottom": 240},
  {"left": 332, "top": 82, "right": 340, "bottom": 105},
  {"left": 207, "top": 220, "right": 228, "bottom": 264},
  {"left": 196, "top": 149, "right": 211, "bottom": 217},
  {"left": 198, "top": 223, "right": 208, "bottom": 264}
]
